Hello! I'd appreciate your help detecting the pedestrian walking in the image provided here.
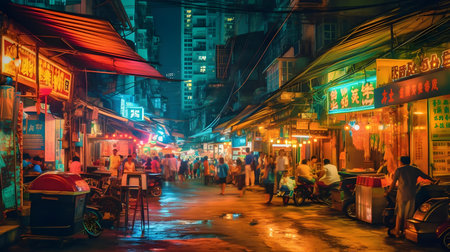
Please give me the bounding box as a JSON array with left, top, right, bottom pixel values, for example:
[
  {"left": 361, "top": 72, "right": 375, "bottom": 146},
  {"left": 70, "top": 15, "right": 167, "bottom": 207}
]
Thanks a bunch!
[
  {"left": 244, "top": 148, "right": 256, "bottom": 187},
  {"left": 235, "top": 158, "right": 246, "bottom": 197},
  {"left": 203, "top": 156, "right": 211, "bottom": 185},
  {"left": 179, "top": 159, "right": 188, "bottom": 182},
  {"left": 151, "top": 156, "right": 161, "bottom": 173},
  {"left": 263, "top": 155, "right": 275, "bottom": 204},
  {"left": 385, "top": 156, "right": 436, "bottom": 238},
  {"left": 162, "top": 154, "right": 170, "bottom": 181},
  {"left": 217, "top": 157, "right": 229, "bottom": 195},
  {"left": 275, "top": 149, "right": 289, "bottom": 191},
  {"left": 193, "top": 157, "right": 200, "bottom": 179},
  {"left": 169, "top": 154, "right": 178, "bottom": 181}
]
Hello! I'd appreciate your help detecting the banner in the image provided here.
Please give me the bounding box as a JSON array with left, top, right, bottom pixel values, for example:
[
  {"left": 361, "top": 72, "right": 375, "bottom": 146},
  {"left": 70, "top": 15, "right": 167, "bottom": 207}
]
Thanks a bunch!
[{"left": 374, "top": 69, "right": 450, "bottom": 108}]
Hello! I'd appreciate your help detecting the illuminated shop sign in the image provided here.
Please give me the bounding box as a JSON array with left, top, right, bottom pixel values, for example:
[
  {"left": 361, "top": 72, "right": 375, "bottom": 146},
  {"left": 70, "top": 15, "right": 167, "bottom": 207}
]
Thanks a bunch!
[
  {"left": 125, "top": 107, "right": 144, "bottom": 121},
  {"left": 374, "top": 69, "right": 450, "bottom": 108},
  {"left": 1, "top": 37, "right": 72, "bottom": 100},
  {"left": 327, "top": 77, "right": 376, "bottom": 114},
  {"left": 232, "top": 136, "right": 246, "bottom": 148},
  {"left": 391, "top": 49, "right": 450, "bottom": 82}
]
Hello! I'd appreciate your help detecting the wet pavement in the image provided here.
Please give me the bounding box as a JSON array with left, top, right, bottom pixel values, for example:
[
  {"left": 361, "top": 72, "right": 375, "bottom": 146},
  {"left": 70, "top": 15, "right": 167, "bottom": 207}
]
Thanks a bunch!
[{"left": 7, "top": 180, "right": 446, "bottom": 251}]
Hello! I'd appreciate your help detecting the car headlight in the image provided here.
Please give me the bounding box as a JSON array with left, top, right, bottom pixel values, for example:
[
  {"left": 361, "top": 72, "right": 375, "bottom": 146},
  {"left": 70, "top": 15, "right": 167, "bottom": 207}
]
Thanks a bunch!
[{"left": 419, "top": 203, "right": 431, "bottom": 213}]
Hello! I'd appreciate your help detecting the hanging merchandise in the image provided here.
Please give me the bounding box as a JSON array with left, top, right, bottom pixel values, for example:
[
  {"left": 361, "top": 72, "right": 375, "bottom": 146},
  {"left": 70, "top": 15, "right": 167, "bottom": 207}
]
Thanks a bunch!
[{"left": 0, "top": 85, "right": 14, "bottom": 121}]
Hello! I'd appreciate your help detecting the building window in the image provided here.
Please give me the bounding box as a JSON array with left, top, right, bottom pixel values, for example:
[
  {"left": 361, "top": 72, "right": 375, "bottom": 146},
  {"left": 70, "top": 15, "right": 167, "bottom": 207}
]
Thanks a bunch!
[
  {"left": 186, "top": 10, "right": 191, "bottom": 13},
  {"left": 198, "top": 56, "right": 206, "bottom": 61},
  {"left": 200, "top": 66, "right": 206, "bottom": 73}
]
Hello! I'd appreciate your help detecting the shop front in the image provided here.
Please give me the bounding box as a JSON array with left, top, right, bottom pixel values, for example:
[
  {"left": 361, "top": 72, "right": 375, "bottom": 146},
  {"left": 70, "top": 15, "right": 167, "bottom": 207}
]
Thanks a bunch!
[
  {"left": 1, "top": 26, "right": 73, "bottom": 210},
  {"left": 374, "top": 67, "right": 450, "bottom": 178},
  {"left": 327, "top": 76, "right": 381, "bottom": 172}
]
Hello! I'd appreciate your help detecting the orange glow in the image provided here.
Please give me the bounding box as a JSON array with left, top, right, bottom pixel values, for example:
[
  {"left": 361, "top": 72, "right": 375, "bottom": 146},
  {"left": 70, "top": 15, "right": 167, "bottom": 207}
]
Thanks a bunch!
[{"left": 6, "top": 3, "right": 164, "bottom": 80}]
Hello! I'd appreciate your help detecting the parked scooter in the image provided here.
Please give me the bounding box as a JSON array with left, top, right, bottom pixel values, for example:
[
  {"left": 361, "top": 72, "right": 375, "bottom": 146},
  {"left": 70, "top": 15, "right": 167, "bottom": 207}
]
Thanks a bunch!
[{"left": 293, "top": 177, "right": 340, "bottom": 206}]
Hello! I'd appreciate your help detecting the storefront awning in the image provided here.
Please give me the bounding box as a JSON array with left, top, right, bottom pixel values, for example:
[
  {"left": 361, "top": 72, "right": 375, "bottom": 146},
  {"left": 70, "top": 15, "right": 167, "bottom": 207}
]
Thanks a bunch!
[
  {"left": 265, "top": 4, "right": 449, "bottom": 103},
  {"left": 2, "top": 3, "right": 165, "bottom": 80}
]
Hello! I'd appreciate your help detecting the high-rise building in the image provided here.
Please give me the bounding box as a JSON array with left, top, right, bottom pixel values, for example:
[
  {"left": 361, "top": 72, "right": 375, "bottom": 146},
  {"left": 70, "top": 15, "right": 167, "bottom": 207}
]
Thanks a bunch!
[{"left": 180, "top": 1, "right": 235, "bottom": 132}]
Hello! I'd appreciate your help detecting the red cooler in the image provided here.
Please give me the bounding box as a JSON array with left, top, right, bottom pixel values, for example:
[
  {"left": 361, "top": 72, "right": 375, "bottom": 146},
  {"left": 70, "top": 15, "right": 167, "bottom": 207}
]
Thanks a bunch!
[{"left": 28, "top": 172, "right": 90, "bottom": 236}]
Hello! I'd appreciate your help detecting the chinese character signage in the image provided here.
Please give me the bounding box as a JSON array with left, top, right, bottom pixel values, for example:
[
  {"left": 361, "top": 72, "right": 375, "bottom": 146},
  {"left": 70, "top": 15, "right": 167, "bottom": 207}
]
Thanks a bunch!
[
  {"left": 376, "top": 49, "right": 450, "bottom": 86},
  {"left": 23, "top": 113, "right": 45, "bottom": 151},
  {"left": 125, "top": 107, "right": 144, "bottom": 121},
  {"left": 376, "top": 59, "right": 414, "bottom": 86},
  {"left": 430, "top": 95, "right": 450, "bottom": 140},
  {"left": 2, "top": 37, "right": 72, "bottom": 100},
  {"left": 328, "top": 81, "right": 376, "bottom": 114},
  {"left": 374, "top": 69, "right": 450, "bottom": 108}
]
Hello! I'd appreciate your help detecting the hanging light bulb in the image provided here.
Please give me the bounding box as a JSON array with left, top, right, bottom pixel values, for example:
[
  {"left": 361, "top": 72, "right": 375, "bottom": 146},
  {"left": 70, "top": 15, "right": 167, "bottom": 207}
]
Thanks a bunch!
[
  {"left": 344, "top": 125, "right": 351, "bottom": 131},
  {"left": 270, "top": 139, "right": 273, "bottom": 143},
  {"left": 354, "top": 124, "right": 360, "bottom": 131},
  {"left": 277, "top": 139, "right": 280, "bottom": 144},
  {"left": 308, "top": 140, "right": 311, "bottom": 144},
  {"left": 303, "top": 141, "right": 306, "bottom": 144},
  {"left": 314, "top": 138, "right": 318, "bottom": 142}
]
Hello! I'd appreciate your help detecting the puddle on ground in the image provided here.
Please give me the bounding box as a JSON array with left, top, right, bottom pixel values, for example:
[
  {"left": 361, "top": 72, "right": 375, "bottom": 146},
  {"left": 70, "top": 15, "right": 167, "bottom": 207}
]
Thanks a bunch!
[{"left": 220, "top": 213, "right": 243, "bottom": 220}]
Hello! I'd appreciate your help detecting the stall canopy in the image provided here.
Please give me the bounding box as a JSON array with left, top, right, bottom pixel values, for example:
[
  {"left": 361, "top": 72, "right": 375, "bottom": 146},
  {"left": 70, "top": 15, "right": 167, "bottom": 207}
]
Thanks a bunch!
[{"left": 2, "top": 3, "right": 165, "bottom": 80}]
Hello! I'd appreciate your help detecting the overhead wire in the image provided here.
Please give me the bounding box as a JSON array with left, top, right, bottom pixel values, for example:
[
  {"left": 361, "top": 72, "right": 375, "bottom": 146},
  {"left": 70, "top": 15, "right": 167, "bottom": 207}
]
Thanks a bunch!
[
  {"left": 201, "top": 3, "right": 296, "bottom": 131},
  {"left": 150, "top": 0, "right": 417, "bottom": 15}
]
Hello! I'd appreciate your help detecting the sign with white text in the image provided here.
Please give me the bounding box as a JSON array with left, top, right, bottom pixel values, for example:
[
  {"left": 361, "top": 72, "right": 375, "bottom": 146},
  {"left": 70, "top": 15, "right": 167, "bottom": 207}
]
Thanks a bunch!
[{"left": 126, "top": 107, "right": 144, "bottom": 121}]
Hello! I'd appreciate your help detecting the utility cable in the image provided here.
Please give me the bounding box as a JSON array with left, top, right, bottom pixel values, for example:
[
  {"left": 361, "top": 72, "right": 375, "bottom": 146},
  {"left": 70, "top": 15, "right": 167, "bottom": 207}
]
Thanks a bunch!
[{"left": 201, "top": 4, "right": 296, "bottom": 132}]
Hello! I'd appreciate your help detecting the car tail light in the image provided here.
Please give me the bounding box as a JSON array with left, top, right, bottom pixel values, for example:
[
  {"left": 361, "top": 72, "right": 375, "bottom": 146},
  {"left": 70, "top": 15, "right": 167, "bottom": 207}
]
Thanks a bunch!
[{"left": 419, "top": 203, "right": 431, "bottom": 213}]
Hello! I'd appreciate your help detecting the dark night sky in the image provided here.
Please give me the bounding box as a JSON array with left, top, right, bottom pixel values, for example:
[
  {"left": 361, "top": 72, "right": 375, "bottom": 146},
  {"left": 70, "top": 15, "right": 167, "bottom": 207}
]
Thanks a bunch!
[{"left": 151, "top": 2, "right": 181, "bottom": 119}]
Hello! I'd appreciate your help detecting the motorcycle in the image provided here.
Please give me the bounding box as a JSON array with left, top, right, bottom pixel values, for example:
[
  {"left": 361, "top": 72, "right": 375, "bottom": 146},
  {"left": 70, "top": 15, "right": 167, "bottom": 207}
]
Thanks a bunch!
[
  {"left": 293, "top": 177, "right": 340, "bottom": 206},
  {"left": 340, "top": 176, "right": 357, "bottom": 219},
  {"left": 146, "top": 173, "right": 163, "bottom": 197}
]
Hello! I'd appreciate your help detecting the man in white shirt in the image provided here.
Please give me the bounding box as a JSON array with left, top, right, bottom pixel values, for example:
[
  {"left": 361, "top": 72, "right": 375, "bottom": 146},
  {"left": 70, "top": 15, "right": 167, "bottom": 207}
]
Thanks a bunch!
[
  {"left": 275, "top": 149, "right": 289, "bottom": 186},
  {"left": 317, "top": 159, "right": 340, "bottom": 186}
]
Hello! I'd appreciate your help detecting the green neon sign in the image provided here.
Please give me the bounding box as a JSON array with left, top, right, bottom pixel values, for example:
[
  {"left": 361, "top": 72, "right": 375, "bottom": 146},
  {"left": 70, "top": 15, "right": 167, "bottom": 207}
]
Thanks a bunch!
[{"left": 327, "top": 77, "right": 377, "bottom": 114}]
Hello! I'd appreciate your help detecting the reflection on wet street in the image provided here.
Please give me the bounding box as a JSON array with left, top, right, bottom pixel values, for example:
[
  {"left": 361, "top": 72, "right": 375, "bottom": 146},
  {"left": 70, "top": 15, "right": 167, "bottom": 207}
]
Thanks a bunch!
[{"left": 8, "top": 180, "right": 446, "bottom": 251}]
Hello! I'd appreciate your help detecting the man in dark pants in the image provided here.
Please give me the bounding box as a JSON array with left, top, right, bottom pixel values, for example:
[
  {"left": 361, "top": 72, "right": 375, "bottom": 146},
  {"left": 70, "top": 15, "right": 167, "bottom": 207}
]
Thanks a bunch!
[{"left": 385, "top": 156, "right": 436, "bottom": 238}]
